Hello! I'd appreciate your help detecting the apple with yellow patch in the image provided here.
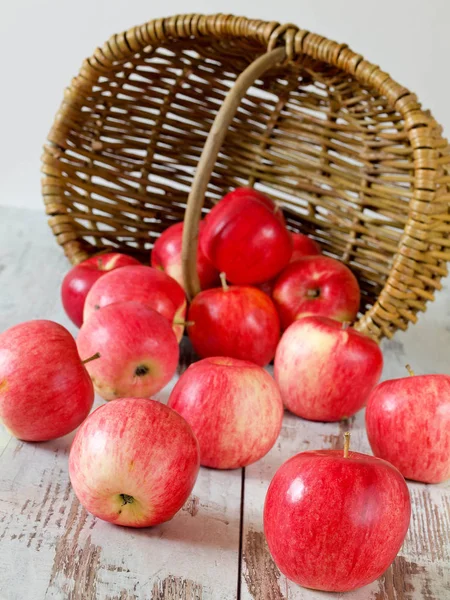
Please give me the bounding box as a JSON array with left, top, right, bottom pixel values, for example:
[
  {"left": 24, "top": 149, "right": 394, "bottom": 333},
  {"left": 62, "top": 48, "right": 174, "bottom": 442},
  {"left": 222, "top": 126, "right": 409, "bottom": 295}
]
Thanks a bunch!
[
  {"left": 77, "top": 301, "right": 179, "bottom": 401},
  {"left": 274, "top": 316, "right": 383, "bottom": 421},
  {"left": 84, "top": 265, "right": 187, "bottom": 342},
  {"left": 168, "top": 357, "right": 283, "bottom": 469},
  {"left": 69, "top": 397, "right": 200, "bottom": 527}
]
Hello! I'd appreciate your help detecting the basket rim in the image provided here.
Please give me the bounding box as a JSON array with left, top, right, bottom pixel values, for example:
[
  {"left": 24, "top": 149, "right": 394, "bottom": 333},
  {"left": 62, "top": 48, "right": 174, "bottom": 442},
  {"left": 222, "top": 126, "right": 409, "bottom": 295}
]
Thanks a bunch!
[{"left": 43, "top": 13, "right": 450, "bottom": 341}]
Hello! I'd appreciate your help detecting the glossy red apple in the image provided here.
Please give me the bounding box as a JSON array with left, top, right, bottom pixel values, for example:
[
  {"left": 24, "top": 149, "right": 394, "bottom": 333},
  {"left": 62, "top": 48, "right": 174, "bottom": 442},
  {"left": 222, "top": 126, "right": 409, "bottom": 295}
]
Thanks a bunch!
[
  {"left": 290, "top": 232, "right": 321, "bottom": 262},
  {"left": 187, "top": 275, "right": 280, "bottom": 366},
  {"left": 264, "top": 435, "right": 411, "bottom": 592},
  {"left": 61, "top": 253, "right": 140, "bottom": 327},
  {"left": 69, "top": 397, "right": 200, "bottom": 527},
  {"left": 168, "top": 357, "right": 283, "bottom": 469},
  {"left": 366, "top": 367, "right": 450, "bottom": 484},
  {"left": 274, "top": 316, "right": 383, "bottom": 421},
  {"left": 77, "top": 301, "right": 179, "bottom": 401},
  {"left": 273, "top": 255, "right": 360, "bottom": 330},
  {"left": 215, "top": 187, "right": 286, "bottom": 225},
  {"left": 151, "top": 222, "right": 220, "bottom": 291},
  {"left": 84, "top": 265, "right": 187, "bottom": 341},
  {"left": 201, "top": 188, "right": 292, "bottom": 284},
  {"left": 0, "top": 320, "right": 94, "bottom": 441}
]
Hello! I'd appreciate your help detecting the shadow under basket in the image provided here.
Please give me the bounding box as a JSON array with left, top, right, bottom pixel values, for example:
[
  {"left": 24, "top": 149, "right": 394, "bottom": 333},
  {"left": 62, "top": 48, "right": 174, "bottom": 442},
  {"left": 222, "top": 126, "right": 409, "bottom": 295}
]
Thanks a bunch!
[{"left": 42, "top": 13, "right": 450, "bottom": 341}]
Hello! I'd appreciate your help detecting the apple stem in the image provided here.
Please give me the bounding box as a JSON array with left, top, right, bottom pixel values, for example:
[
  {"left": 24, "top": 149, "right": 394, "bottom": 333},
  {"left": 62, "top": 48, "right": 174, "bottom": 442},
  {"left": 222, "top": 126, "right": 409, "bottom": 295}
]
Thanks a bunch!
[
  {"left": 82, "top": 352, "right": 101, "bottom": 365},
  {"left": 306, "top": 289, "right": 320, "bottom": 299},
  {"left": 97, "top": 257, "right": 103, "bottom": 269},
  {"left": 220, "top": 272, "right": 229, "bottom": 292},
  {"left": 173, "top": 320, "right": 195, "bottom": 327},
  {"left": 343, "top": 432, "right": 351, "bottom": 458},
  {"left": 342, "top": 321, "right": 351, "bottom": 330},
  {"left": 405, "top": 364, "right": 415, "bottom": 377}
]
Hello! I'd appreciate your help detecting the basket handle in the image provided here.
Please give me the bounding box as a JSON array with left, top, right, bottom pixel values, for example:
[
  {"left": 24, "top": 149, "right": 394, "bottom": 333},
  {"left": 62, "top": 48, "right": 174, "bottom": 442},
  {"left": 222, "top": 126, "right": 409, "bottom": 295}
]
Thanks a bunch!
[{"left": 181, "top": 46, "right": 286, "bottom": 299}]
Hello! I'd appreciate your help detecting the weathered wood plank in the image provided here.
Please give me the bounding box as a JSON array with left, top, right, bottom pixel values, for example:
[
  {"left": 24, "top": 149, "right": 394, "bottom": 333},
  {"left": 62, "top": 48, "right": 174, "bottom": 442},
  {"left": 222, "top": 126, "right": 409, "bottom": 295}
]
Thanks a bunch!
[
  {"left": 1, "top": 206, "right": 450, "bottom": 599},
  {"left": 240, "top": 289, "right": 450, "bottom": 600},
  {"left": 0, "top": 207, "right": 241, "bottom": 600},
  {"left": 0, "top": 400, "right": 242, "bottom": 599},
  {"left": 0, "top": 384, "right": 242, "bottom": 600}
]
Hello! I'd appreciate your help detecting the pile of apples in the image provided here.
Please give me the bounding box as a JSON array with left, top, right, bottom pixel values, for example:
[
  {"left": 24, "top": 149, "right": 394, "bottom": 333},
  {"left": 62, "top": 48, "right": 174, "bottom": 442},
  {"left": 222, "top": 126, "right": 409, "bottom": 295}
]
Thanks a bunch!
[{"left": 0, "top": 187, "right": 449, "bottom": 594}]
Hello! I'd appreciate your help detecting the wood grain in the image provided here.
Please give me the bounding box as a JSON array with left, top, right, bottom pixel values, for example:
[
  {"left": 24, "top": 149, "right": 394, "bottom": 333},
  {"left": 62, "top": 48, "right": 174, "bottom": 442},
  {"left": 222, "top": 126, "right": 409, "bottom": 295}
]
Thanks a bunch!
[
  {"left": 0, "top": 397, "right": 242, "bottom": 600},
  {"left": 240, "top": 409, "right": 450, "bottom": 600},
  {"left": 1, "top": 206, "right": 449, "bottom": 599},
  {"left": 240, "top": 325, "right": 450, "bottom": 600},
  {"left": 0, "top": 208, "right": 241, "bottom": 600}
]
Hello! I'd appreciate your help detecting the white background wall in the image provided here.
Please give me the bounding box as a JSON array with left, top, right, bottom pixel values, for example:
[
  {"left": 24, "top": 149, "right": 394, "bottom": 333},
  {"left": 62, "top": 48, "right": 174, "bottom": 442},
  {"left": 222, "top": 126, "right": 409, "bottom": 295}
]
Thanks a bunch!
[{"left": 1, "top": 0, "right": 449, "bottom": 211}]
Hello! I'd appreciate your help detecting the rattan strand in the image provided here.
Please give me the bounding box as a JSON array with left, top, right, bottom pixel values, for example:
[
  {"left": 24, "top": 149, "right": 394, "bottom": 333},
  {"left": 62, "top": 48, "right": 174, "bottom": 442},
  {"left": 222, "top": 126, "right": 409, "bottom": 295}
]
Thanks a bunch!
[{"left": 42, "top": 13, "right": 450, "bottom": 340}]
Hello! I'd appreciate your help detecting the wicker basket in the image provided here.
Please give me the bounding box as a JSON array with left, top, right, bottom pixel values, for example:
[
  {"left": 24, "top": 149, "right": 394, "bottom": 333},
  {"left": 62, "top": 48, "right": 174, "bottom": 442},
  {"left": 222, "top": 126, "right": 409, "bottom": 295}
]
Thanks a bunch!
[{"left": 42, "top": 13, "right": 450, "bottom": 341}]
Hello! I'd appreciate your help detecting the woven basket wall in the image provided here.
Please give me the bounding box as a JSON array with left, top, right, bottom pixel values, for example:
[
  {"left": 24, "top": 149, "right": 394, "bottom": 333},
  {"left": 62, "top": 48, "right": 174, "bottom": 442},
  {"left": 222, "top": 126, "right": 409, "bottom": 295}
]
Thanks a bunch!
[{"left": 42, "top": 13, "right": 450, "bottom": 341}]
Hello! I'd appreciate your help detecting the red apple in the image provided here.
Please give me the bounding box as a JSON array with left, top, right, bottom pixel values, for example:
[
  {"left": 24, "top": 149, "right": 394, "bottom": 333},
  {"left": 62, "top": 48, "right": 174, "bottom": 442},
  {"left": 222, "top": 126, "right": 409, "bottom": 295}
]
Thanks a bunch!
[
  {"left": 274, "top": 317, "right": 383, "bottom": 421},
  {"left": 83, "top": 265, "right": 187, "bottom": 342},
  {"left": 0, "top": 320, "right": 94, "bottom": 441},
  {"left": 201, "top": 188, "right": 292, "bottom": 284},
  {"left": 151, "top": 222, "right": 220, "bottom": 291},
  {"left": 187, "top": 276, "right": 280, "bottom": 366},
  {"left": 216, "top": 187, "right": 286, "bottom": 225},
  {"left": 273, "top": 255, "right": 360, "bottom": 329},
  {"left": 77, "top": 301, "right": 179, "bottom": 401},
  {"left": 290, "top": 232, "right": 321, "bottom": 262},
  {"left": 61, "top": 253, "right": 140, "bottom": 327},
  {"left": 168, "top": 357, "right": 283, "bottom": 469},
  {"left": 264, "top": 437, "right": 411, "bottom": 592},
  {"left": 366, "top": 368, "right": 450, "bottom": 484},
  {"left": 69, "top": 397, "right": 200, "bottom": 527}
]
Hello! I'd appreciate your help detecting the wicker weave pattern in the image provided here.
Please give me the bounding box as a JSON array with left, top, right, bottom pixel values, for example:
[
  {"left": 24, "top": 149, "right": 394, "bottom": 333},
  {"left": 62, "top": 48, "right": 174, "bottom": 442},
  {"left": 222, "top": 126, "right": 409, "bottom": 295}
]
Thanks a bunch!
[{"left": 42, "top": 14, "right": 450, "bottom": 340}]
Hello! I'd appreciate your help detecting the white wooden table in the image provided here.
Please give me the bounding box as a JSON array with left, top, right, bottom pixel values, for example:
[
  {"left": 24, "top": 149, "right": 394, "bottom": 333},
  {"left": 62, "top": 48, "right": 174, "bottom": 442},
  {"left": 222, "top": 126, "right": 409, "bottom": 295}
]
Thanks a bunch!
[{"left": 0, "top": 206, "right": 449, "bottom": 600}]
